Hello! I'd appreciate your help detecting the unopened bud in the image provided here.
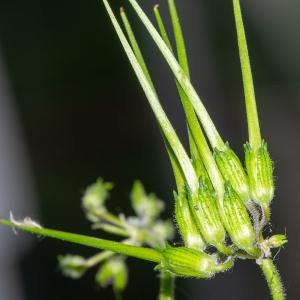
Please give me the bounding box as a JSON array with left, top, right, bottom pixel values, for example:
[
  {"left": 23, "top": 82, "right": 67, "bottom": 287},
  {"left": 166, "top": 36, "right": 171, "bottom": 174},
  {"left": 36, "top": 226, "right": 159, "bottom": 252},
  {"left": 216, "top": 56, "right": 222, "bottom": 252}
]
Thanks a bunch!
[
  {"left": 82, "top": 178, "right": 113, "bottom": 222},
  {"left": 214, "top": 143, "right": 250, "bottom": 203},
  {"left": 244, "top": 141, "right": 274, "bottom": 204},
  {"left": 218, "top": 183, "right": 257, "bottom": 256},
  {"left": 58, "top": 255, "right": 87, "bottom": 279},
  {"left": 130, "top": 181, "right": 164, "bottom": 223},
  {"left": 156, "top": 246, "right": 234, "bottom": 278},
  {"left": 174, "top": 192, "right": 206, "bottom": 251},
  {"left": 268, "top": 234, "right": 288, "bottom": 248},
  {"left": 96, "top": 258, "right": 128, "bottom": 293}
]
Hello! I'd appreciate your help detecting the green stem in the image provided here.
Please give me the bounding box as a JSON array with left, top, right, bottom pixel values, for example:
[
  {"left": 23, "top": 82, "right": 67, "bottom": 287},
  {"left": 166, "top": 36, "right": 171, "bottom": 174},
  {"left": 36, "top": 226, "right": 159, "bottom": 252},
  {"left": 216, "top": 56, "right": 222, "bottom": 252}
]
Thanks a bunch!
[
  {"left": 159, "top": 271, "right": 175, "bottom": 300},
  {"left": 103, "top": 0, "right": 199, "bottom": 194},
  {"left": 232, "top": 0, "right": 261, "bottom": 149},
  {"left": 0, "top": 218, "right": 163, "bottom": 263},
  {"left": 259, "top": 258, "right": 285, "bottom": 300}
]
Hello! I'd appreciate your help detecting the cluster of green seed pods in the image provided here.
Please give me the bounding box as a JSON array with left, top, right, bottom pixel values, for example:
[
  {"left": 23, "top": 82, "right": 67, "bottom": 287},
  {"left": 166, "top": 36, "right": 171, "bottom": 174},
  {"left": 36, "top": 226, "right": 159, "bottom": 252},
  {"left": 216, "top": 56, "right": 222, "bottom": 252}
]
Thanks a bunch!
[{"left": 171, "top": 140, "right": 274, "bottom": 277}]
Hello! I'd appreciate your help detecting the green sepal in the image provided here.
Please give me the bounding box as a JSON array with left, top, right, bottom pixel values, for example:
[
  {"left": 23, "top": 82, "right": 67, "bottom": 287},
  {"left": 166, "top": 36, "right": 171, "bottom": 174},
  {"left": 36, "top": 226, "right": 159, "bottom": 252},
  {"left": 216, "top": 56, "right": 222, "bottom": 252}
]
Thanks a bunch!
[
  {"left": 174, "top": 191, "right": 206, "bottom": 251},
  {"left": 244, "top": 140, "right": 274, "bottom": 205},
  {"left": 214, "top": 143, "right": 250, "bottom": 203},
  {"left": 218, "top": 183, "right": 257, "bottom": 256},
  {"left": 156, "top": 245, "right": 234, "bottom": 278}
]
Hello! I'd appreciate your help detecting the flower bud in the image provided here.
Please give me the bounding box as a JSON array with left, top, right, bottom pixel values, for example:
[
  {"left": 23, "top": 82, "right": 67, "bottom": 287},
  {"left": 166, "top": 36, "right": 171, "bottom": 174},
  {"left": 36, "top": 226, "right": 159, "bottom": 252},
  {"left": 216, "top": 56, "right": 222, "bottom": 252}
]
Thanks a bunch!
[
  {"left": 268, "top": 234, "right": 288, "bottom": 248},
  {"left": 244, "top": 141, "right": 274, "bottom": 204},
  {"left": 218, "top": 183, "right": 257, "bottom": 255},
  {"left": 174, "top": 192, "right": 206, "bottom": 251},
  {"left": 188, "top": 182, "right": 232, "bottom": 254},
  {"left": 58, "top": 255, "right": 87, "bottom": 279},
  {"left": 214, "top": 143, "right": 250, "bottom": 203},
  {"left": 156, "top": 246, "right": 234, "bottom": 278},
  {"left": 96, "top": 258, "right": 128, "bottom": 294},
  {"left": 130, "top": 181, "right": 164, "bottom": 223},
  {"left": 82, "top": 178, "right": 113, "bottom": 222}
]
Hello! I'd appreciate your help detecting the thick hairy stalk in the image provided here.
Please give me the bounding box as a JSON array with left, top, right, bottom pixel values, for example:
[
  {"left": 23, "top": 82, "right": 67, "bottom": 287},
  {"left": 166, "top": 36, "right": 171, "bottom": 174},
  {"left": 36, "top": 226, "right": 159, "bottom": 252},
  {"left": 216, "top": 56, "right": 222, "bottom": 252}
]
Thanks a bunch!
[{"left": 259, "top": 259, "right": 285, "bottom": 300}]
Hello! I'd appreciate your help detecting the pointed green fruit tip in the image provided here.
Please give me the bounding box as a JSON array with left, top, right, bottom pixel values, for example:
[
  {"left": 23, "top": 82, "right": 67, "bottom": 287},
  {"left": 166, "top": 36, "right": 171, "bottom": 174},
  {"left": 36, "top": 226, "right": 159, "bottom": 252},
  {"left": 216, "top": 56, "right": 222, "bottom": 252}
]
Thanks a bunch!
[{"left": 153, "top": 4, "right": 159, "bottom": 11}]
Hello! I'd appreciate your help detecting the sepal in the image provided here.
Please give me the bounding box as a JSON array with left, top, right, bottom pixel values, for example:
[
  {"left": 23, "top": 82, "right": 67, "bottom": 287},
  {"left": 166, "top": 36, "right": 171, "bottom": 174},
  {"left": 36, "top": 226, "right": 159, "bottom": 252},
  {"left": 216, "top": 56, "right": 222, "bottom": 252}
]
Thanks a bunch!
[
  {"left": 244, "top": 141, "right": 274, "bottom": 205},
  {"left": 174, "top": 192, "right": 206, "bottom": 250},
  {"left": 214, "top": 143, "right": 250, "bottom": 203}
]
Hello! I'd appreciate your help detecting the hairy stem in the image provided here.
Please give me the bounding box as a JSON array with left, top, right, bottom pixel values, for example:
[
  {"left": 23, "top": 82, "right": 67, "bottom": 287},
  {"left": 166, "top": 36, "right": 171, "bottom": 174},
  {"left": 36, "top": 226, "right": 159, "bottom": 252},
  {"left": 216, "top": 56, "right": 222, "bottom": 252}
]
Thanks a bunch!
[
  {"left": 259, "top": 258, "right": 285, "bottom": 300},
  {"left": 159, "top": 271, "right": 175, "bottom": 300}
]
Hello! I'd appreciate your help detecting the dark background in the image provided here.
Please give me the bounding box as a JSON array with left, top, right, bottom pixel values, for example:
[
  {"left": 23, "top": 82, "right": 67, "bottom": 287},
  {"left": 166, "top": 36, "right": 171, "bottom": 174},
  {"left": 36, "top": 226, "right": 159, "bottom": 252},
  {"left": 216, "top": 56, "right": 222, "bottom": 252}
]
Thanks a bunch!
[{"left": 0, "top": 0, "right": 299, "bottom": 299}]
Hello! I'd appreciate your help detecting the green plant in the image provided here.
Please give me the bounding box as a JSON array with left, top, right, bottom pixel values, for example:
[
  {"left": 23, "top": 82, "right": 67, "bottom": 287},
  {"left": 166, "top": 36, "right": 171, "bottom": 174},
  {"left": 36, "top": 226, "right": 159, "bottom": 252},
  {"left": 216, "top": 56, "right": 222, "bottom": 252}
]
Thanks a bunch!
[{"left": 0, "top": 0, "right": 287, "bottom": 299}]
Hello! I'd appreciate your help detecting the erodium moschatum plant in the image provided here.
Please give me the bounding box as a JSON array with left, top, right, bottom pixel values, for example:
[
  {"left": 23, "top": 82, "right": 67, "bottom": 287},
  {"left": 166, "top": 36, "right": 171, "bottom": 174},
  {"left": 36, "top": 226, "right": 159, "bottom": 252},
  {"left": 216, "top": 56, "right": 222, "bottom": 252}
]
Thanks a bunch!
[{"left": 0, "top": 1, "right": 288, "bottom": 300}]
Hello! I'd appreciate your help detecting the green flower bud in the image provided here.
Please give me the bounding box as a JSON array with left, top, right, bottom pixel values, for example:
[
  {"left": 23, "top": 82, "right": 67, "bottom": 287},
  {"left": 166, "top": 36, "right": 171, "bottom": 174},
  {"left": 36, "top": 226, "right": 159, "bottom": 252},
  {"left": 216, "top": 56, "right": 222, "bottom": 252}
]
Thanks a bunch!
[
  {"left": 152, "top": 220, "right": 175, "bottom": 244},
  {"left": 188, "top": 182, "right": 232, "bottom": 254},
  {"left": 244, "top": 141, "right": 274, "bottom": 204},
  {"left": 214, "top": 143, "right": 250, "bottom": 203},
  {"left": 131, "top": 181, "right": 164, "bottom": 223},
  {"left": 174, "top": 192, "right": 206, "bottom": 251},
  {"left": 82, "top": 178, "right": 113, "bottom": 222},
  {"left": 96, "top": 258, "right": 128, "bottom": 294},
  {"left": 268, "top": 234, "right": 288, "bottom": 248},
  {"left": 156, "top": 246, "right": 234, "bottom": 278},
  {"left": 58, "top": 255, "right": 87, "bottom": 279},
  {"left": 218, "top": 183, "right": 257, "bottom": 256}
]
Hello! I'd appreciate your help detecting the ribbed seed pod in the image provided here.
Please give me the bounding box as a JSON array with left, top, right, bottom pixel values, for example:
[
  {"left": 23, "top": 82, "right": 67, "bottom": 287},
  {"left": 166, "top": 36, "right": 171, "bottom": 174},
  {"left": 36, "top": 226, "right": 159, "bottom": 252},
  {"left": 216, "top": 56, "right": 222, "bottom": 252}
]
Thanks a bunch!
[
  {"left": 244, "top": 141, "right": 274, "bottom": 205},
  {"left": 214, "top": 143, "right": 250, "bottom": 203},
  {"left": 174, "top": 192, "right": 206, "bottom": 251},
  {"left": 218, "top": 183, "right": 257, "bottom": 256},
  {"left": 188, "top": 182, "right": 232, "bottom": 255},
  {"left": 156, "top": 246, "right": 234, "bottom": 278}
]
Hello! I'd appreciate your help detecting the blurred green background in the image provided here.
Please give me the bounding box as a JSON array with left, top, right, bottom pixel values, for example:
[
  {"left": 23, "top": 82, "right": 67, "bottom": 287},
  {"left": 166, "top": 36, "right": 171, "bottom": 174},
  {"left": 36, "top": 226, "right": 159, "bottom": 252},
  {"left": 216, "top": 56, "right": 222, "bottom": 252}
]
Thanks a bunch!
[{"left": 0, "top": 0, "right": 299, "bottom": 299}]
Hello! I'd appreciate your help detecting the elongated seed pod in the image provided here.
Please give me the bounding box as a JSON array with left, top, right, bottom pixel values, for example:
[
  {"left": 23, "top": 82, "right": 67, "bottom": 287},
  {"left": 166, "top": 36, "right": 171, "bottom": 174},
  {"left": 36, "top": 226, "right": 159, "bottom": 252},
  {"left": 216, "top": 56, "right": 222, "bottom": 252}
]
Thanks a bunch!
[
  {"left": 214, "top": 143, "right": 250, "bottom": 203},
  {"left": 218, "top": 183, "right": 257, "bottom": 256},
  {"left": 156, "top": 246, "right": 234, "bottom": 278},
  {"left": 174, "top": 192, "right": 206, "bottom": 250},
  {"left": 188, "top": 182, "right": 233, "bottom": 255},
  {"left": 244, "top": 141, "right": 274, "bottom": 205}
]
